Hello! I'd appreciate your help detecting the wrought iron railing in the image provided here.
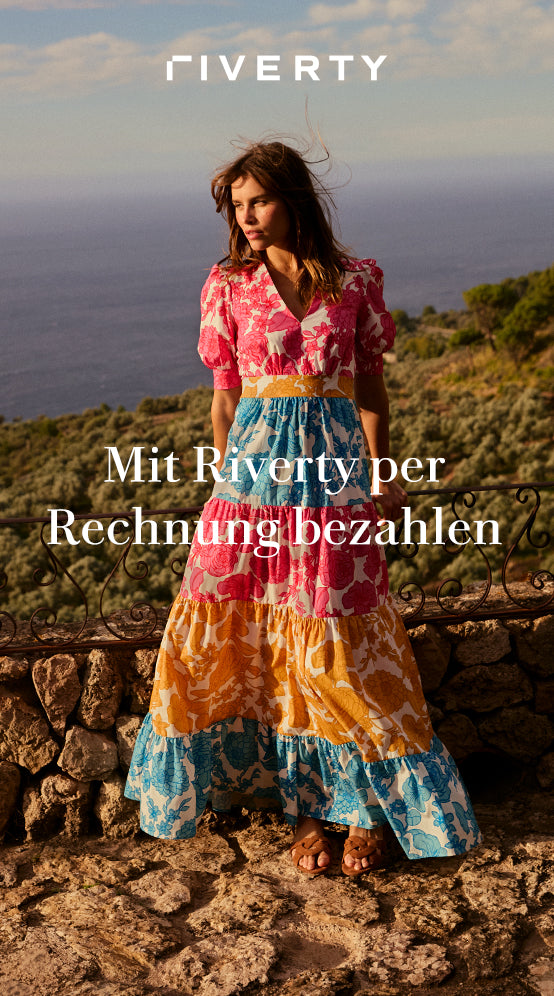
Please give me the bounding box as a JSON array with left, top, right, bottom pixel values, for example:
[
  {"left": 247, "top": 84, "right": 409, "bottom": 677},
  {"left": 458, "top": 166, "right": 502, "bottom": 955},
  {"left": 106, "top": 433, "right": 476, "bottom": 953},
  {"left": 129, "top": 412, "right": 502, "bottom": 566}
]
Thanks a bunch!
[
  {"left": 0, "top": 482, "right": 552, "bottom": 652},
  {"left": 389, "top": 481, "right": 553, "bottom": 625}
]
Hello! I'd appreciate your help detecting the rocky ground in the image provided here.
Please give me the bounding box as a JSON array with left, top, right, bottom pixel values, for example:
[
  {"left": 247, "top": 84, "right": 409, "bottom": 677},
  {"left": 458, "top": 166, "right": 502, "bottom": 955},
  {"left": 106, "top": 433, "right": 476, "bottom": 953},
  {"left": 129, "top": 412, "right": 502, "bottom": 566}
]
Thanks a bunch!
[{"left": 1, "top": 783, "right": 554, "bottom": 996}]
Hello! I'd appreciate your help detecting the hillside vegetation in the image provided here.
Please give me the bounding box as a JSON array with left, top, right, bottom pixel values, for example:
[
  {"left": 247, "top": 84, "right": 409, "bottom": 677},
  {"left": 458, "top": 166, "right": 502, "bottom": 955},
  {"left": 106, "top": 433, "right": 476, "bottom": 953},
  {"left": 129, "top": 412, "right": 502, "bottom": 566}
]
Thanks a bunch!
[{"left": 1, "top": 266, "right": 552, "bottom": 623}]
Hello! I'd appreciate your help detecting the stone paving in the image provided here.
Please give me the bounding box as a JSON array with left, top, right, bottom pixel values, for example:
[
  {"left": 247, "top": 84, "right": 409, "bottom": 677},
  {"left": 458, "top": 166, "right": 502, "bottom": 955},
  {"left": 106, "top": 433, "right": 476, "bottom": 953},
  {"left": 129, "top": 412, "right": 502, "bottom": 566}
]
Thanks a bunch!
[{"left": 1, "top": 787, "right": 554, "bottom": 996}]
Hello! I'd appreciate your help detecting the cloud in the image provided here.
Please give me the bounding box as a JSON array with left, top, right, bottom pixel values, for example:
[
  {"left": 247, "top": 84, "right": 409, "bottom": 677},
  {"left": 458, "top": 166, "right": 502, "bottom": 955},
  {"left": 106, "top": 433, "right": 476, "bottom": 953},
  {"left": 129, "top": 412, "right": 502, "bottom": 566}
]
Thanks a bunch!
[
  {"left": 309, "top": 0, "right": 554, "bottom": 77},
  {"left": 433, "top": 0, "right": 554, "bottom": 75},
  {"left": 308, "top": 0, "right": 427, "bottom": 25},
  {"left": 0, "top": 33, "right": 157, "bottom": 94},
  {"left": 386, "top": 0, "right": 427, "bottom": 16},
  {"left": 309, "top": 0, "right": 379, "bottom": 24}
]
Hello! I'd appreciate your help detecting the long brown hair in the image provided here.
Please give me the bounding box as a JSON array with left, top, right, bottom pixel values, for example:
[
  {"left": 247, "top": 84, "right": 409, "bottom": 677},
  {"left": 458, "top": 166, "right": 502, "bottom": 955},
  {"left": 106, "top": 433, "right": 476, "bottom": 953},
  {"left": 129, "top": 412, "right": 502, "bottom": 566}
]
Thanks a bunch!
[{"left": 211, "top": 140, "right": 349, "bottom": 306}]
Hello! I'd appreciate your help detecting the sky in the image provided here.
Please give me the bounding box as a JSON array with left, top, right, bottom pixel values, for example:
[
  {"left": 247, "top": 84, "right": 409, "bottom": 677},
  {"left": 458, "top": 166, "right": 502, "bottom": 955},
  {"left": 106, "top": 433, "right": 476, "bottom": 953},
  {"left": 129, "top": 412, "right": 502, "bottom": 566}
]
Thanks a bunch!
[{"left": 1, "top": 0, "right": 553, "bottom": 201}]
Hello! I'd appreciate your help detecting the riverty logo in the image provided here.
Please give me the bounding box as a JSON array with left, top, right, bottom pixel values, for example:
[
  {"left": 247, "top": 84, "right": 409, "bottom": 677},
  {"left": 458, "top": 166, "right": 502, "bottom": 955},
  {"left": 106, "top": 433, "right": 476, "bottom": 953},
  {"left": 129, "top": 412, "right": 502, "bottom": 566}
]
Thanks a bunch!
[{"left": 165, "top": 54, "right": 387, "bottom": 82}]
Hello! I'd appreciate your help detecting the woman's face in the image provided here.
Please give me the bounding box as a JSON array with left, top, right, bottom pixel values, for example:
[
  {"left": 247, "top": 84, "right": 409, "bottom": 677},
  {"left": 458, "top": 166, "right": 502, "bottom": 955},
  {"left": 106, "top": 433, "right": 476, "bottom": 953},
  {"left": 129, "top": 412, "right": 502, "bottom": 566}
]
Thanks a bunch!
[{"left": 231, "top": 175, "right": 291, "bottom": 252}]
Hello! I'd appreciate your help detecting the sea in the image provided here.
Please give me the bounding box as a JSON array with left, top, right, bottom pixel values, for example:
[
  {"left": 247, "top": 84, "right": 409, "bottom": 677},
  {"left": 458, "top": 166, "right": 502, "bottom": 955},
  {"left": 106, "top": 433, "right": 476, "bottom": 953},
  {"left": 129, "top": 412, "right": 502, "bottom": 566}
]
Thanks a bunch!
[{"left": 1, "top": 172, "right": 552, "bottom": 422}]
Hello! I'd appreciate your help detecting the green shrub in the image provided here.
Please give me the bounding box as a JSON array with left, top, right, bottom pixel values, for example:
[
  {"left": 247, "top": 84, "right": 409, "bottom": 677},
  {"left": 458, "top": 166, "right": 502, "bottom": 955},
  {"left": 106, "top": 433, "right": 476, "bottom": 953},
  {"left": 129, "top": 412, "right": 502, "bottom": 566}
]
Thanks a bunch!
[
  {"left": 399, "top": 335, "right": 446, "bottom": 360},
  {"left": 448, "top": 327, "right": 484, "bottom": 349},
  {"left": 390, "top": 309, "right": 417, "bottom": 336},
  {"left": 497, "top": 266, "right": 554, "bottom": 352}
]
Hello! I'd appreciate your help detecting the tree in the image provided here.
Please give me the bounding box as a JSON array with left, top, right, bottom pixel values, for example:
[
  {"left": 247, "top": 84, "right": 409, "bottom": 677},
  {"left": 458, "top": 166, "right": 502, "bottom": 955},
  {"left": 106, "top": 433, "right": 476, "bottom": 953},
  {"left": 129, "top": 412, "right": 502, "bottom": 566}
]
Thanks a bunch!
[
  {"left": 496, "top": 266, "right": 554, "bottom": 353},
  {"left": 390, "top": 309, "right": 417, "bottom": 336},
  {"left": 462, "top": 281, "right": 520, "bottom": 351},
  {"left": 448, "top": 327, "right": 484, "bottom": 350}
]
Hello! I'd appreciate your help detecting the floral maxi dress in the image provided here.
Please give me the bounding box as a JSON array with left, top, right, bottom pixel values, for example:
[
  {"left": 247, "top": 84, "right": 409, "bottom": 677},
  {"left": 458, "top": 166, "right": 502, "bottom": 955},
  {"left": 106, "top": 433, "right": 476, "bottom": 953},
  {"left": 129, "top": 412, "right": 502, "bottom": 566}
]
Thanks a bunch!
[{"left": 125, "top": 258, "right": 482, "bottom": 859}]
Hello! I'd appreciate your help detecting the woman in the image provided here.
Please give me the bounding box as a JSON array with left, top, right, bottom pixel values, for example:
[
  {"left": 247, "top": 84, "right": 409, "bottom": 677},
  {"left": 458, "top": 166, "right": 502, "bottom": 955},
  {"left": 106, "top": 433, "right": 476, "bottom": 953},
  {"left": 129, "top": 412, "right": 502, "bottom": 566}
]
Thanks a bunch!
[{"left": 125, "top": 140, "right": 481, "bottom": 876}]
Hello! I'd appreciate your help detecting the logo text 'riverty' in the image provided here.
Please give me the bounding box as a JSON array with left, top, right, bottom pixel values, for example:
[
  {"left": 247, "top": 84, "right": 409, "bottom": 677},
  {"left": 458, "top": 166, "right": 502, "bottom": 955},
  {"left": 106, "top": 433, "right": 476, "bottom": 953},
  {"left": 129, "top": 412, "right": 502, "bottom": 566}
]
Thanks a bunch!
[{"left": 166, "top": 54, "right": 387, "bottom": 82}]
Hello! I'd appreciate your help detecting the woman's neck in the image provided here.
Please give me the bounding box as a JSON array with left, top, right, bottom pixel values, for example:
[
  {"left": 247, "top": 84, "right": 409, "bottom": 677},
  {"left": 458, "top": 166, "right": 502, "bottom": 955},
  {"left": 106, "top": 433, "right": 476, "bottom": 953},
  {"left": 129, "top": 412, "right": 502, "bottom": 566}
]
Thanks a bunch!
[
  {"left": 263, "top": 250, "right": 308, "bottom": 321},
  {"left": 264, "top": 246, "right": 301, "bottom": 279}
]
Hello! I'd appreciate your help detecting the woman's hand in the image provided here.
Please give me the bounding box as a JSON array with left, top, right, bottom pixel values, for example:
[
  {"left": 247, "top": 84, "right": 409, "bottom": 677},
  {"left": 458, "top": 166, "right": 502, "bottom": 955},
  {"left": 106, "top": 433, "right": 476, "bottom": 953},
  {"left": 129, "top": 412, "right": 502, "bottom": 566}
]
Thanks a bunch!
[{"left": 371, "top": 478, "right": 408, "bottom": 520}]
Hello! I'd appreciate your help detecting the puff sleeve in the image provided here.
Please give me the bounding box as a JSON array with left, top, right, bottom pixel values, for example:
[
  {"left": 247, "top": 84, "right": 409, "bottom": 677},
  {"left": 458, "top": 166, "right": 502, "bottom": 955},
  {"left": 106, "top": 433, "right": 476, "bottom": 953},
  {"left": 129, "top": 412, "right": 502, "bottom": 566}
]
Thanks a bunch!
[
  {"left": 354, "top": 261, "right": 396, "bottom": 376},
  {"left": 197, "top": 265, "right": 241, "bottom": 389}
]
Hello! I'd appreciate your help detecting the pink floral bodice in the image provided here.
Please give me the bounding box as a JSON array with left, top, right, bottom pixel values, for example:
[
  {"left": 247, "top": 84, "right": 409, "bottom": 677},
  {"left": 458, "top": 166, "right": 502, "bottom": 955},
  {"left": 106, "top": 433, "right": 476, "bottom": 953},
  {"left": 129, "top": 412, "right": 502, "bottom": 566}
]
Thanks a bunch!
[{"left": 198, "top": 258, "right": 396, "bottom": 389}]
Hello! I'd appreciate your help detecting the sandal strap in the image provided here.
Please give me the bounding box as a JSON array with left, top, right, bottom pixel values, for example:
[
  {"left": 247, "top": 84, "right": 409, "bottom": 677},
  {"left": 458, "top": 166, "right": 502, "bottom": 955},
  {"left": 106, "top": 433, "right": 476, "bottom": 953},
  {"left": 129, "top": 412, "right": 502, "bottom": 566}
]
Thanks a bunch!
[
  {"left": 290, "top": 830, "right": 331, "bottom": 861},
  {"left": 343, "top": 832, "right": 387, "bottom": 860}
]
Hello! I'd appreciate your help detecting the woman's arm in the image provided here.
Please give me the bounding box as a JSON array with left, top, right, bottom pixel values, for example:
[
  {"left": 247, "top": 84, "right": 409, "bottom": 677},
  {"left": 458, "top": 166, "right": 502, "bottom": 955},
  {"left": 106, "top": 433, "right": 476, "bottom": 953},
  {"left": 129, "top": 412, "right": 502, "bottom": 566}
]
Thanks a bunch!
[
  {"left": 354, "top": 372, "right": 407, "bottom": 520},
  {"left": 211, "top": 386, "right": 242, "bottom": 471}
]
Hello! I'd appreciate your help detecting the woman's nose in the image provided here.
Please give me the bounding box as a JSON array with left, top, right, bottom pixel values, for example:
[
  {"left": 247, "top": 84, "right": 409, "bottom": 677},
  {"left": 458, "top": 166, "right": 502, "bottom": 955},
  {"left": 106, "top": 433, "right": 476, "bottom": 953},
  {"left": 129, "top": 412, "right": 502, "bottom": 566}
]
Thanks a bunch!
[{"left": 243, "top": 203, "right": 257, "bottom": 223}]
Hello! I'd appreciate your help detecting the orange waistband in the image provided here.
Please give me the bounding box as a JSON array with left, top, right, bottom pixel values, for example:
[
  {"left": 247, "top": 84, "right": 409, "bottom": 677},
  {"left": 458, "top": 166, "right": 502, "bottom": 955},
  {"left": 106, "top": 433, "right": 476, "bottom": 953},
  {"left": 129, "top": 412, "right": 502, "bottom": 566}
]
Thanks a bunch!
[{"left": 241, "top": 374, "right": 354, "bottom": 399}]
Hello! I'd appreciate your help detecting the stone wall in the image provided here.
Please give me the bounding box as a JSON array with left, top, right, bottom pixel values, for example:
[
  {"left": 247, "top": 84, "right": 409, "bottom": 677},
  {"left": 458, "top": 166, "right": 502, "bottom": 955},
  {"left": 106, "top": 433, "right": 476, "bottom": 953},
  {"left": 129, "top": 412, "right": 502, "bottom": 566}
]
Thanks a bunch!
[{"left": 1, "top": 601, "right": 553, "bottom": 842}]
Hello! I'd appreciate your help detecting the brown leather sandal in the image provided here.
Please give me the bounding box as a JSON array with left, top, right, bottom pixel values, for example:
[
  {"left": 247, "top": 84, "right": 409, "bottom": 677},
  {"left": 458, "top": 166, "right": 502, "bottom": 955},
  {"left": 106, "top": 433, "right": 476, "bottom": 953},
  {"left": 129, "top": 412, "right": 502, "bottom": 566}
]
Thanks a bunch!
[
  {"left": 341, "top": 827, "right": 388, "bottom": 876},
  {"left": 289, "top": 830, "right": 332, "bottom": 876}
]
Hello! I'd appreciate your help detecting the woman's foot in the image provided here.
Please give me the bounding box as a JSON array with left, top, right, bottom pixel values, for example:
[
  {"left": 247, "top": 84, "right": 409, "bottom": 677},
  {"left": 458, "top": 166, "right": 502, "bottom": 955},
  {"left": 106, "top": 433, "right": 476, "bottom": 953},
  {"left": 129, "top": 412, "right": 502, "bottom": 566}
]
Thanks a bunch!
[
  {"left": 290, "top": 816, "right": 331, "bottom": 875},
  {"left": 342, "top": 825, "right": 388, "bottom": 876}
]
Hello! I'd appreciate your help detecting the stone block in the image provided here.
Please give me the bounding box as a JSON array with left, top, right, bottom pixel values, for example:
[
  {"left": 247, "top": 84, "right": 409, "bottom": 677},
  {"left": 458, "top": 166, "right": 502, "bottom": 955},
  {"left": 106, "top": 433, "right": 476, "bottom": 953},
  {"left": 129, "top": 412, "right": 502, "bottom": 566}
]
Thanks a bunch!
[
  {"left": 32, "top": 653, "right": 81, "bottom": 735},
  {"left": 0, "top": 691, "right": 59, "bottom": 773},
  {"left": 514, "top": 615, "right": 554, "bottom": 677},
  {"left": 58, "top": 725, "right": 118, "bottom": 781},
  {"left": 94, "top": 772, "right": 140, "bottom": 837},
  {"left": 409, "top": 624, "right": 451, "bottom": 692},
  {"left": 448, "top": 619, "right": 511, "bottom": 666},
  {"left": 535, "top": 680, "right": 554, "bottom": 714},
  {"left": 0, "top": 759, "right": 20, "bottom": 837},
  {"left": 125, "top": 647, "right": 157, "bottom": 713},
  {"left": 436, "top": 713, "right": 483, "bottom": 760},
  {"left": 77, "top": 649, "right": 124, "bottom": 730},
  {"left": 478, "top": 706, "right": 554, "bottom": 762},
  {"left": 116, "top": 713, "right": 143, "bottom": 770},
  {"left": 537, "top": 752, "right": 554, "bottom": 789},
  {"left": 0, "top": 655, "right": 29, "bottom": 680},
  {"left": 439, "top": 663, "right": 532, "bottom": 713},
  {"left": 22, "top": 773, "right": 91, "bottom": 839}
]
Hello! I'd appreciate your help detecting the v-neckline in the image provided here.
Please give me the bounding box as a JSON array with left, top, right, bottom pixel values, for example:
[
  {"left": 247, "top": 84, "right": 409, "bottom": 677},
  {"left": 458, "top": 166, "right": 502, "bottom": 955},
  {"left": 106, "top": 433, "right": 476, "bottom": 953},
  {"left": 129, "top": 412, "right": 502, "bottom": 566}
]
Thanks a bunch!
[{"left": 261, "top": 262, "right": 320, "bottom": 324}]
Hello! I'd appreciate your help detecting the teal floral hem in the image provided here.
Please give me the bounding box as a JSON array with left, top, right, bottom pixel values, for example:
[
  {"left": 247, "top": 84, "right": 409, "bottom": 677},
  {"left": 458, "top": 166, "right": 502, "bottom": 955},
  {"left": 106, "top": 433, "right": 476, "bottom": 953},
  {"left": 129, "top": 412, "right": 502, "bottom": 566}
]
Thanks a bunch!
[{"left": 124, "top": 715, "right": 482, "bottom": 859}]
